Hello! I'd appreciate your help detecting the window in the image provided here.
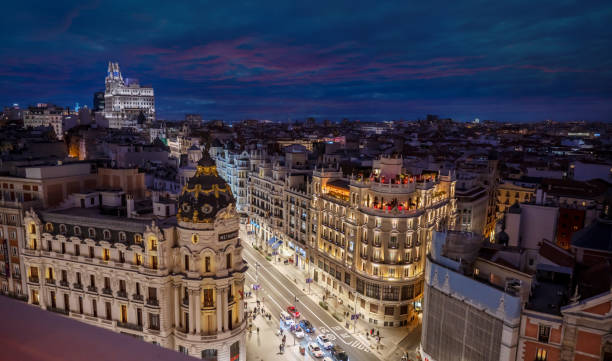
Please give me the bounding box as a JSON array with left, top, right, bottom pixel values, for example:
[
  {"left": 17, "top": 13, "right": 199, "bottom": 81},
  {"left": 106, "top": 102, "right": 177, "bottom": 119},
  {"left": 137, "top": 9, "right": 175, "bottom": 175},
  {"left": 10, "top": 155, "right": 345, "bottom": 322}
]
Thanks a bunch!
[
  {"left": 535, "top": 348, "right": 547, "bottom": 361},
  {"left": 102, "top": 249, "right": 110, "bottom": 261},
  {"left": 538, "top": 325, "right": 550, "bottom": 343},
  {"left": 148, "top": 287, "right": 157, "bottom": 301},
  {"left": 202, "top": 349, "right": 217, "bottom": 361},
  {"left": 74, "top": 244, "right": 80, "bottom": 256},
  {"left": 45, "top": 223, "right": 53, "bottom": 232},
  {"left": 203, "top": 289, "right": 214, "bottom": 307},
  {"left": 119, "top": 251, "right": 125, "bottom": 263},
  {"left": 105, "top": 302, "right": 111, "bottom": 320},
  {"left": 384, "top": 306, "right": 394, "bottom": 316},
  {"left": 178, "top": 346, "right": 188, "bottom": 355},
  {"left": 74, "top": 226, "right": 81, "bottom": 236},
  {"left": 226, "top": 253, "right": 232, "bottom": 269},
  {"left": 119, "top": 232, "right": 126, "bottom": 242},
  {"left": 205, "top": 256, "right": 211, "bottom": 272},
  {"left": 59, "top": 224, "right": 67, "bottom": 234},
  {"left": 89, "top": 246, "right": 94, "bottom": 258},
  {"left": 230, "top": 341, "right": 239, "bottom": 361},
  {"left": 103, "top": 230, "right": 111, "bottom": 240},
  {"left": 149, "top": 313, "right": 160, "bottom": 330},
  {"left": 184, "top": 255, "right": 189, "bottom": 271},
  {"left": 150, "top": 238, "right": 158, "bottom": 251},
  {"left": 61, "top": 243, "right": 66, "bottom": 254},
  {"left": 365, "top": 283, "right": 380, "bottom": 299},
  {"left": 92, "top": 299, "right": 97, "bottom": 317},
  {"left": 88, "top": 228, "right": 95, "bottom": 238},
  {"left": 135, "top": 253, "right": 142, "bottom": 266},
  {"left": 134, "top": 234, "right": 142, "bottom": 244}
]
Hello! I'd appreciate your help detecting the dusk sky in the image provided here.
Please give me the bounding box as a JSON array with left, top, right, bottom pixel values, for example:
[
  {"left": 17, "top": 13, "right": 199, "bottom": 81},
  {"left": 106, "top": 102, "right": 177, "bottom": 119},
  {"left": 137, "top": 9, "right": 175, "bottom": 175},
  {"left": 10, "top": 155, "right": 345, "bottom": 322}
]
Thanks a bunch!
[{"left": 1, "top": 0, "right": 611, "bottom": 122}]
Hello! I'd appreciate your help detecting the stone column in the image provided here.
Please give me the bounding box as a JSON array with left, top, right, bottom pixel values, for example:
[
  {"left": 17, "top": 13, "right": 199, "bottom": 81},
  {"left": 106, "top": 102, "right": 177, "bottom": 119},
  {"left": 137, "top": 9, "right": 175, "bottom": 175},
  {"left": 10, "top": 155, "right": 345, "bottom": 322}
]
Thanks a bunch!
[
  {"left": 174, "top": 285, "right": 180, "bottom": 328},
  {"left": 188, "top": 289, "right": 195, "bottom": 334},
  {"left": 238, "top": 292, "right": 244, "bottom": 323},
  {"left": 195, "top": 289, "right": 201, "bottom": 335},
  {"left": 40, "top": 287, "right": 46, "bottom": 309},
  {"left": 216, "top": 289, "right": 223, "bottom": 333},
  {"left": 222, "top": 287, "right": 229, "bottom": 331}
]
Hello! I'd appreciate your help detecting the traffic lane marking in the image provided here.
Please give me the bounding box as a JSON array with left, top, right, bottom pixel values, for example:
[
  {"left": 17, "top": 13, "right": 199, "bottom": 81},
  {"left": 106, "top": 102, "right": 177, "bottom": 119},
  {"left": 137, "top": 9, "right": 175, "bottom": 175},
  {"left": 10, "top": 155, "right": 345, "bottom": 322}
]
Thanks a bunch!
[{"left": 243, "top": 249, "right": 373, "bottom": 356}]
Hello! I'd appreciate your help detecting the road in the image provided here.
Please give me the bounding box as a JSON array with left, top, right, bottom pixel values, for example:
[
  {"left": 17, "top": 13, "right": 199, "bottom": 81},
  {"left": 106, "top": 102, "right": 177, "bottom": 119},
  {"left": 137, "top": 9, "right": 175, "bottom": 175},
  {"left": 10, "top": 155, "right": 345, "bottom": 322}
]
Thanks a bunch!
[{"left": 242, "top": 241, "right": 380, "bottom": 361}]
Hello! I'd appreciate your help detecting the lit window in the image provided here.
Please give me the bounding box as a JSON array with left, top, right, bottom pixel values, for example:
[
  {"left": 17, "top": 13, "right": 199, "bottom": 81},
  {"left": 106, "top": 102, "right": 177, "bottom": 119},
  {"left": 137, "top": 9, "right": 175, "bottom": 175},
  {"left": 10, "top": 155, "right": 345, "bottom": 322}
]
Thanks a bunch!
[{"left": 535, "top": 348, "right": 547, "bottom": 361}]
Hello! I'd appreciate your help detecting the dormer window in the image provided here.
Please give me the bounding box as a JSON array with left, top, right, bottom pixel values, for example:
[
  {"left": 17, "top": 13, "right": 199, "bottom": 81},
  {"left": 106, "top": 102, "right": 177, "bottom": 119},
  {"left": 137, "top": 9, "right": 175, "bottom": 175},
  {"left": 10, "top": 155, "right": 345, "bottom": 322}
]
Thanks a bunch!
[
  {"left": 74, "top": 226, "right": 81, "bottom": 236},
  {"left": 45, "top": 223, "right": 53, "bottom": 233},
  {"left": 59, "top": 224, "right": 67, "bottom": 235},
  {"left": 119, "top": 232, "right": 126, "bottom": 242},
  {"left": 103, "top": 230, "right": 111, "bottom": 240},
  {"left": 88, "top": 228, "right": 95, "bottom": 238},
  {"left": 134, "top": 234, "right": 142, "bottom": 244}
]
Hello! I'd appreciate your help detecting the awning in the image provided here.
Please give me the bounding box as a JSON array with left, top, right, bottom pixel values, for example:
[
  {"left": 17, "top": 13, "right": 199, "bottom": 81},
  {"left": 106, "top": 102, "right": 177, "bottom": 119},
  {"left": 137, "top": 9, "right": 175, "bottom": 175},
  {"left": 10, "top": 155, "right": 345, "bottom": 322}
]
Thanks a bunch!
[
  {"left": 271, "top": 240, "right": 283, "bottom": 249},
  {"left": 267, "top": 237, "right": 277, "bottom": 245}
]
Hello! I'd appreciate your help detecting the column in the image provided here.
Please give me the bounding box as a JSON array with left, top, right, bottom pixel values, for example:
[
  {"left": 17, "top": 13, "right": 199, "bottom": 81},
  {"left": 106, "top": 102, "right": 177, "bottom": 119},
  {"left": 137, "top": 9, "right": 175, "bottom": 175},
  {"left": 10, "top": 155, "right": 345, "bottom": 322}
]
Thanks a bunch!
[
  {"left": 195, "top": 289, "right": 201, "bottom": 335},
  {"left": 174, "top": 285, "right": 180, "bottom": 328},
  {"left": 238, "top": 291, "right": 244, "bottom": 323},
  {"left": 40, "top": 287, "right": 46, "bottom": 309},
  {"left": 222, "top": 287, "right": 229, "bottom": 331},
  {"left": 188, "top": 289, "right": 195, "bottom": 334},
  {"left": 216, "top": 289, "right": 223, "bottom": 332}
]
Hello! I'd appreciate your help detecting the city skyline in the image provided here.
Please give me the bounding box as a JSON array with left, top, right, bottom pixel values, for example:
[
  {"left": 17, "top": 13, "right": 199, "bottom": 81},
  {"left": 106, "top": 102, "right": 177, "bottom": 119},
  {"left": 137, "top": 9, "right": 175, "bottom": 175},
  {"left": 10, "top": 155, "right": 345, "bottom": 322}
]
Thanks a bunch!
[{"left": 1, "top": 1, "right": 611, "bottom": 122}]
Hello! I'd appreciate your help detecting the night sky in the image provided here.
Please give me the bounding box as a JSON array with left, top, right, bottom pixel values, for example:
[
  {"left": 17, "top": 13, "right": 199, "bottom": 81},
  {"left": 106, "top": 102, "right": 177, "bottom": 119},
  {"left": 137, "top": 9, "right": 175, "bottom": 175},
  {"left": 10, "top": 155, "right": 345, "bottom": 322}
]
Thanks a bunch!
[{"left": 1, "top": 1, "right": 611, "bottom": 122}]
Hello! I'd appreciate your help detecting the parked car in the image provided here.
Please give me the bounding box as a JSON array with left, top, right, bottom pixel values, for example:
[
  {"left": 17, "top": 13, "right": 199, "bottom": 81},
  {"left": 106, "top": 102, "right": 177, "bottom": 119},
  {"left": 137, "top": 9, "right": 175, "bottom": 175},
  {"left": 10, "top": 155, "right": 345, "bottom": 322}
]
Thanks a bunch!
[
  {"left": 299, "top": 319, "right": 315, "bottom": 333},
  {"left": 308, "top": 342, "right": 324, "bottom": 358},
  {"left": 316, "top": 334, "right": 333, "bottom": 349},
  {"left": 280, "top": 311, "right": 294, "bottom": 326},
  {"left": 287, "top": 305, "right": 301, "bottom": 318},
  {"left": 331, "top": 345, "right": 348, "bottom": 361}
]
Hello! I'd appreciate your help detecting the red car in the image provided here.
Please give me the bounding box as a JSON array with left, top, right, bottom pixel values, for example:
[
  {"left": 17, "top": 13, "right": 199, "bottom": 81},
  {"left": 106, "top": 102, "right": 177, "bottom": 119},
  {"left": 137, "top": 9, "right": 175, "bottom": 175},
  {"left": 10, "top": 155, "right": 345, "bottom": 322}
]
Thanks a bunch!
[{"left": 287, "top": 305, "right": 300, "bottom": 318}]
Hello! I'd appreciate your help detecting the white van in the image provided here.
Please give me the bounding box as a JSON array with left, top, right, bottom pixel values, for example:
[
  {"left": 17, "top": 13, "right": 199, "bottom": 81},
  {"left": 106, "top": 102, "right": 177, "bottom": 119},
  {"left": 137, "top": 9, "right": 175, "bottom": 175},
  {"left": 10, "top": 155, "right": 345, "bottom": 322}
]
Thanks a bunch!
[{"left": 280, "top": 311, "right": 294, "bottom": 326}]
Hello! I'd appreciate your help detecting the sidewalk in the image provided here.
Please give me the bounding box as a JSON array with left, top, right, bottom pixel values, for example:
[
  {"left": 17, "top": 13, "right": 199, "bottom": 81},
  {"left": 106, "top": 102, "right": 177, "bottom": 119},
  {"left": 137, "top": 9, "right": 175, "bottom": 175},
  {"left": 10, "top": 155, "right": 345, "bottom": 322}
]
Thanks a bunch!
[{"left": 243, "top": 228, "right": 421, "bottom": 361}]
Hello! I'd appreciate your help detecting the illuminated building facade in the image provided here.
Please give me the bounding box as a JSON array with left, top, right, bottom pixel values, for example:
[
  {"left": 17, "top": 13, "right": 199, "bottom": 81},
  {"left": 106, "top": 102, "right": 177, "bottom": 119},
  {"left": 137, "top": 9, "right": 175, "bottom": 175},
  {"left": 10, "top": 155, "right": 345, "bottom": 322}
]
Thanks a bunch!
[
  {"left": 21, "top": 152, "right": 247, "bottom": 360},
  {"left": 310, "top": 155, "right": 457, "bottom": 326},
  {"left": 103, "top": 62, "right": 155, "bottom": 129}
]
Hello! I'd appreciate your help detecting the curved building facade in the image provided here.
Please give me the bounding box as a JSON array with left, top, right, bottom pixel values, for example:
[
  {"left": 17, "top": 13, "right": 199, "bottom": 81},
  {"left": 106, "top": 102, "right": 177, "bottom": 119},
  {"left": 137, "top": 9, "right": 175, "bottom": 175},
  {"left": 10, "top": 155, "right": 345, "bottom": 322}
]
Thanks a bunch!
[{"left": 21, "top": 151, "right": 247, "bottom": 361}]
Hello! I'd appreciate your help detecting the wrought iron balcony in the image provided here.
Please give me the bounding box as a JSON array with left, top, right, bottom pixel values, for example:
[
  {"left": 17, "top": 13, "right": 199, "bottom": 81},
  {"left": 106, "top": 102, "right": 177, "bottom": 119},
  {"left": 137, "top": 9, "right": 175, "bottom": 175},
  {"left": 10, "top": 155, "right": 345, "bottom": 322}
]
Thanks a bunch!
[
  {"left": 117, "top": 321, "right": 143, "bottom": 332},
  {"left": 73, "top": 283, "right": 83, "bottom": 290},
  {"left": 146, "top": 298, "right": 159, "bottom": 307},
  {"left": 133, "top": 294, "right": 144, "bottom": 302},
  {"left": 28, "top": 276, "right": 39, "bottom": 284},
  {"left": 117, "top": 290, "right": 128, "bottom": 299},
  {"left": 102, "top": 288, "right": 112, "bottom": 295},
  {"left": 45, "top": 278, "right": 56, "bottom": 285}
]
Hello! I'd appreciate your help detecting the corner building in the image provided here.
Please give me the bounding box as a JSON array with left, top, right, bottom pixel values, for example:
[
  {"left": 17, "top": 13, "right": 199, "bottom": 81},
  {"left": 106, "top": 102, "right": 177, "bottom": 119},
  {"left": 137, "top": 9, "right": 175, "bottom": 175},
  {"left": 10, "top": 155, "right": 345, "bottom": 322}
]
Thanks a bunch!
[
  {"left": 310, "top": 156, "right": 456, "bottom": 326},
  {"left": 21, "top": 152, "right": 247, "bottom": 361}
]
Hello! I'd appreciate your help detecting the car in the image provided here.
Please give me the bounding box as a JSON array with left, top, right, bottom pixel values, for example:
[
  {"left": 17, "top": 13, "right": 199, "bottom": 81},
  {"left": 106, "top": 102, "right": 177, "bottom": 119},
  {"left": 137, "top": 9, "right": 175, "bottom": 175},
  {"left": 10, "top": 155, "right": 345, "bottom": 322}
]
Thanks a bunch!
[
  {"left": 299, "top": 319, "right": 315, "bottom": 333},
  {"left": 280, "top": 311, "right": 294, "bottom": 326},
  {"left": 323, "top": 358, "right": 333, "bottom": 361},
  {"left": 330, "top": 345, "right": 349, "bottom": 361},
  {"left": 316, "top": 334, "right": 334, "bottom": 349},
  {"left": 287, "top": 305, "right": 301, "bottom": 318},
  {"left": 308, "top": 342, "right": 324, "bottom": 358},
  {"left": 293, "top": 325, "right": 305, "bottom": 338}
]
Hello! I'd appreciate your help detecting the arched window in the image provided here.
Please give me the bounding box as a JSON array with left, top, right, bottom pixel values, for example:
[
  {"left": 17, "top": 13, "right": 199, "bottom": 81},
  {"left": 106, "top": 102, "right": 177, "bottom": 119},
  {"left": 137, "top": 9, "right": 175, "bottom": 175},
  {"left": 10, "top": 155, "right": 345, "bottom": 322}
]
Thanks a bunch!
[
  {"left": 30, "top": 224, "right": 36, "bottom": 234},
  {"left": 74, "top": 226, "right": 81, "bottom": 236},
  {"left": 45, "top": 223, "right": 53, "bottom": 232},
  {"left": 59, "top": 224, "right": 67, "bottom": 235},
  {"left": 192, "top": 234, "right": 199, "bottom": 244},
  {"left": 88, "top": 228, "right": 96, "bottom": 238},
  {"left": 119, "top": 232, "right": 126, "bottom": 242},
  {"left": 103, "top": 230, "right": 111, "bottom": 240},
  {"left": 134, "top": 234, "right": 142, "bottom": 244}
]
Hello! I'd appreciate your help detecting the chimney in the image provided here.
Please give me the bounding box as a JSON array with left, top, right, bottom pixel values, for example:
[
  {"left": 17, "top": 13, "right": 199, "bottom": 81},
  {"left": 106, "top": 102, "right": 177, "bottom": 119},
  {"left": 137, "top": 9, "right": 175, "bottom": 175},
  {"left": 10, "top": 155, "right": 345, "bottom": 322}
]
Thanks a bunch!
[{"left": 126, "top": 194, "right": 135, "bottom": 218}]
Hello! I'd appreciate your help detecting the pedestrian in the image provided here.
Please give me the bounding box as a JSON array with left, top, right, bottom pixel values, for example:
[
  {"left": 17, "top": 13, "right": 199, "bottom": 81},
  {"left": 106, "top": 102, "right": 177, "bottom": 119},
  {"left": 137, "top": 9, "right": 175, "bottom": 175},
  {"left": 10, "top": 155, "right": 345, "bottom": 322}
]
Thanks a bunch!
[
  {"left": 279, "top": 344, "right": 282, "bottom": 353},
  {"left": 377, "top": 330, "right": 380, "bottom": 337},
  {"left": 366, "top": 331, "right": 369, "bottom": 338},
  {"left": 257, "top": 327, "right": 259, "bottom": 334},
  {"left": 282, "top": 335, "right": 286, "bottom": 344},
  {"left": 370, "top": 328, "right": 374, "bottom": 335}
]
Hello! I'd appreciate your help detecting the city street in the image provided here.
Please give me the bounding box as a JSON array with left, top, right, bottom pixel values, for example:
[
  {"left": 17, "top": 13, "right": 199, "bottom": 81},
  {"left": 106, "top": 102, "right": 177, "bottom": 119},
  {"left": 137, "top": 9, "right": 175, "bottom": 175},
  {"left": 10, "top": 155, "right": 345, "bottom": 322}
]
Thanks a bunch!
[{"left": 242, "top": 231, "right": 385, "bottom": 361}]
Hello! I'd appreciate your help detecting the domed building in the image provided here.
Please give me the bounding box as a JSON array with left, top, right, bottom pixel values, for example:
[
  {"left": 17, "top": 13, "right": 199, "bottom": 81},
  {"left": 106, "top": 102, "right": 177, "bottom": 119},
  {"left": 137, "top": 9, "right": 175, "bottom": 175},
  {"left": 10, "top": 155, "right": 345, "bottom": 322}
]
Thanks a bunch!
[
  {"left": 173, "top": 151, "right": 247, "bottom": 360},
  {"left": 20, "top": 149, "right": 247, "bottom": 361}
]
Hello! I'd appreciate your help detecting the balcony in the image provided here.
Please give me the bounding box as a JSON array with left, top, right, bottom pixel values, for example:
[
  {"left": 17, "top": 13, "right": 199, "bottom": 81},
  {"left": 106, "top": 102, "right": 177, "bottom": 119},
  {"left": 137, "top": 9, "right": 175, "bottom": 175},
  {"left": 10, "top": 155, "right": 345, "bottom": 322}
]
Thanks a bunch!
[
  {"left": 146, "top": 298, "right": 159, "bottom": 307},
  {"left": 102, "top": 288, "right": 112, "bottom": 296},
  {"left": 117, "top": 321, "right": 143, "bottom": 332},
  {"left": 87, "top": 286, "right": 98, "bottom": 293},
  {"left": 28, "top": 276, "right": 40, "bottom": 284},
  {"left": 59, "top": 280, "right": 69, "bottom": 288},
  {"left": 49, "top": 307, "right": 69, "bottom": 315},
  {"left": 133, "top": 294, "right": 144, "bottom": 302},
  {"left": 73, "top": 283, "right": 83, "bottom": 290},
  {"left": 45, "top": 278, "right": 56, "bottom": 285},
  {"left": 117, "top": 290, "right": 128, "bottom": 299},
  {"left": 182, "top": 297, "right": 189, "bottom": 306}
]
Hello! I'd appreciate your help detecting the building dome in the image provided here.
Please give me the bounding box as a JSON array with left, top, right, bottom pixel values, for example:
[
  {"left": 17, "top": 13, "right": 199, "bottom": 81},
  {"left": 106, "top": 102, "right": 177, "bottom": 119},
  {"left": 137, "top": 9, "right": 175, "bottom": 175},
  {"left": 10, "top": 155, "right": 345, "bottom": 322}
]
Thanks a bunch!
[{"left": 177, "top": 150, "right": 234, "bottom": 223}]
